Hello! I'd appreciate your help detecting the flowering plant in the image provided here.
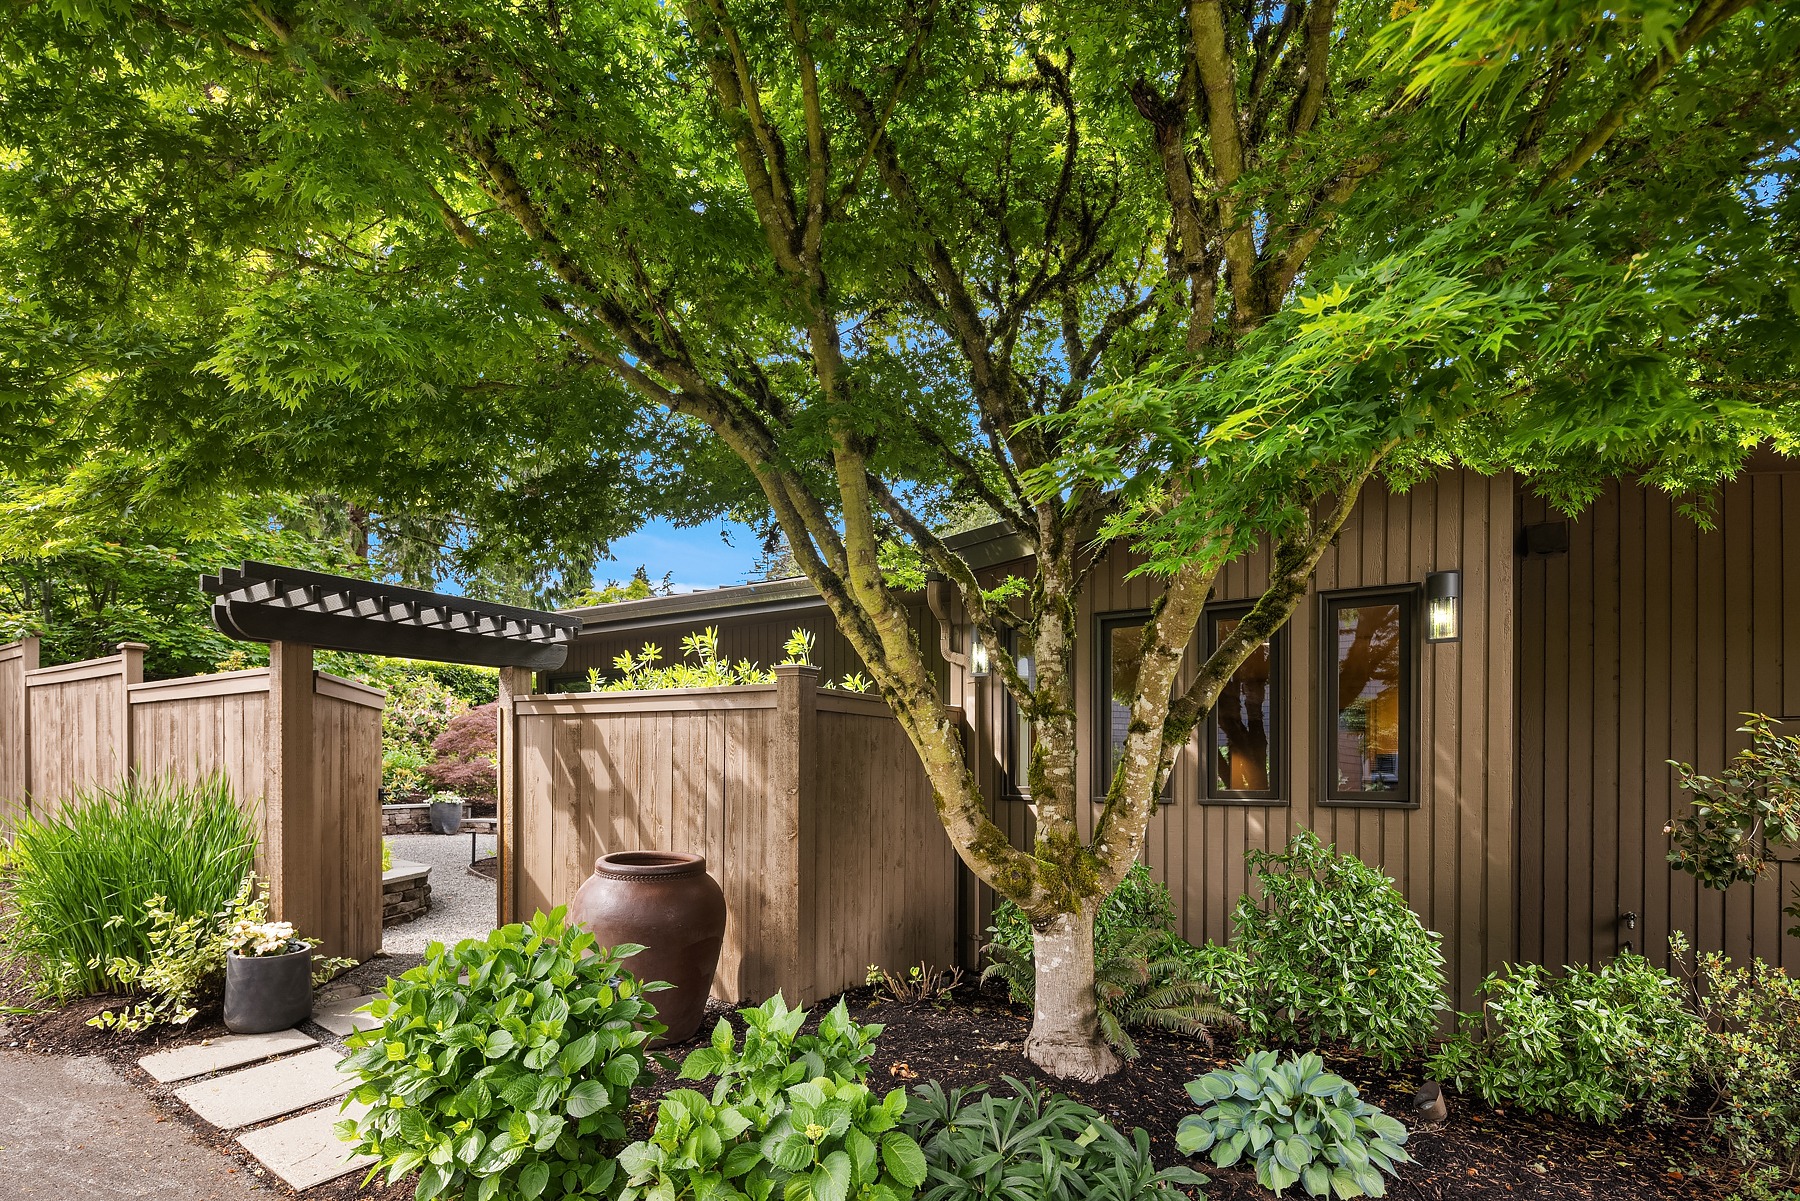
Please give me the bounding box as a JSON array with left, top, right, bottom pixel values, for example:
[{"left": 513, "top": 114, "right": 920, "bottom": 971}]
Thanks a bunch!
[{"left": 226, "top": 918, "right": 311, "bottom": 957}]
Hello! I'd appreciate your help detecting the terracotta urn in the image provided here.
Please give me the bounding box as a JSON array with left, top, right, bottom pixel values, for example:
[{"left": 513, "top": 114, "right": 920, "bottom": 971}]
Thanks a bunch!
[{"left": 569, "top": 850, "right": 726, "bottom": 1044}]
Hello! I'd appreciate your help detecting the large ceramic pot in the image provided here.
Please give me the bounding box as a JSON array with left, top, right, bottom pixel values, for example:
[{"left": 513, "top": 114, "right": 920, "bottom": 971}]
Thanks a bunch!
[
  {"left": 428, "top": 796, "right": 464, "bottom": 835},
  {"left": 224, "top": 946, "right": 313, "bottom": 1034},
  {"left": 569, "top": 851, "right": 726, "bottom": 1044}
]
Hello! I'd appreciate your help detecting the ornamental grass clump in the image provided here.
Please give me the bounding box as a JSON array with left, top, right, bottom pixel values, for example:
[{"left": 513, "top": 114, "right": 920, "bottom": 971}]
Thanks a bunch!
[
  {"left": 1427, "top": 950, "right": 1699, "bottom": 1124},
  {"left": 1178, "top": 1050, "right": 1410, "bottom": 1199},
  {"left": 338, "top": 909, "right": 664, "bottom": 1201},
  {"left": 1233, "top": 832, "right": 1445, "bottom": 1065},
  {"left": 1, "top": 773, "right": 257, "bottom": 1000}
]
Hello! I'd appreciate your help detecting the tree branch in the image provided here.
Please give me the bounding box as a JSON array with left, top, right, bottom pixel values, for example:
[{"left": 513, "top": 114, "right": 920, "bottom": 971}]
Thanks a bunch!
[{"left": 1534, "top": 0, "right": 1756, "bottom": 197}]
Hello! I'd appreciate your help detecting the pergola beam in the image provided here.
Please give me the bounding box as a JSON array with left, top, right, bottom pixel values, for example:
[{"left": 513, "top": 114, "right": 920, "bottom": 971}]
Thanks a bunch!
[{"left": 200, "top": 560, "right": 580, "bottom": 670}]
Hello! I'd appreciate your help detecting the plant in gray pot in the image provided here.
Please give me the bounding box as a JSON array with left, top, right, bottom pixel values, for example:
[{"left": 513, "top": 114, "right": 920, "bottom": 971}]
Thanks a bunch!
[
  {"left": 428, "top": 790, "right": 465, "bottom": 835},
  {"left": 223, "top": 917, "right": 316, "bottom": 1033}
]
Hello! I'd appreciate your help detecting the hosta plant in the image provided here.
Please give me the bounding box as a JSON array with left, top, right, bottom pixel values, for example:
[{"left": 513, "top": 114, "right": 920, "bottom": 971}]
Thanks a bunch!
[
  {"left": 1177, "top": 1050, "right": 1410, "bottom": 1199},
  {"left": 903, "top": 1076, "right": 1209, "bottom": 1201},
  {"left": 337, "top": 909, "right": 664, "bottom": 1201}
]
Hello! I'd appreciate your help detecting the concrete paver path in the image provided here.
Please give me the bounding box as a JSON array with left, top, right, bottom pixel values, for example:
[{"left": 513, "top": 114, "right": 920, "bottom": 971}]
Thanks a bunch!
[
  {"left": 0, "top": 1049, "right": 266, "bottom": 1201},
  {"left": 311, "top": 993, "right": 379, "bottom": 1038},
  {"left": 174, "top": 1047, "right": 352, "bottom": 1130},
  {"left": 237, "top": 1100, "right": 375, "bottom": 1190},
  {"left": 139, "top": 1029, "right": 317, "bottom": 1084}
]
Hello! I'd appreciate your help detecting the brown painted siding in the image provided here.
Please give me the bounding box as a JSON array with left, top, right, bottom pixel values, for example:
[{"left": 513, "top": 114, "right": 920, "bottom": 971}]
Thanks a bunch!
[
  {"left": 950, "top": 471, "right": 1517, "bottom": 1003},
  {"left": 1516, "top": 475, "right": 1800, "bottom": 974}
]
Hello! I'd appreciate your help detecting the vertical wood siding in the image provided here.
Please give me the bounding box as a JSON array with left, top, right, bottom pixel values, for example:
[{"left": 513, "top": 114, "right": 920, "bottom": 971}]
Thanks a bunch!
[
  {"left": 508, "top": 676, "right": 954, "bottom": 1004},
  {"left": 949, "top": 471, "right": 1517, "bottom": 1004},
  {"left": 1517, "top": 475, "right": 1800, "bottom": 974}
]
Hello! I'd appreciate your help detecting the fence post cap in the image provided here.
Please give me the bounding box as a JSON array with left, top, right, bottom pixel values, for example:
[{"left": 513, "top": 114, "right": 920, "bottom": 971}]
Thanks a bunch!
[{"left": 115, "top": 641, "right": 151, "bottom": 652}]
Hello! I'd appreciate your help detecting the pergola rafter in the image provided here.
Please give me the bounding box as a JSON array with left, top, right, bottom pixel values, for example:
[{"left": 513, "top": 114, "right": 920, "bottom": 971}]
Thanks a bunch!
[{"left": 200, "top": 561, "right": 581, "bottom": 670}]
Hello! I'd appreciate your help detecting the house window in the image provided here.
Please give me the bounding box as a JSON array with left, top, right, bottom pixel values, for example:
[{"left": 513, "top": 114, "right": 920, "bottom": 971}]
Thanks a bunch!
[
  {"left": 1093, "top": 612, "right": 1171, "bottom": 803},
  {"left": 1003, "top": 632, "right": 1035, "bottom": 800},
  {"left": 1203, "top": 606, "right": 1284, "bottom": 803},
  {"left": 1320, "top": 589, "right": 1417, "bottom": 805}
]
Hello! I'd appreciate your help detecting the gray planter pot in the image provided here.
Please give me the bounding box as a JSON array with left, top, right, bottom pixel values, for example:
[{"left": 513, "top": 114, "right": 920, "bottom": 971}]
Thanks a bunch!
[
  {"left": 429, "top": 798, "right": 465, "bottom": 835},
  {"left": 224, "top": 946, "right": 313, "bottom": 1034}
]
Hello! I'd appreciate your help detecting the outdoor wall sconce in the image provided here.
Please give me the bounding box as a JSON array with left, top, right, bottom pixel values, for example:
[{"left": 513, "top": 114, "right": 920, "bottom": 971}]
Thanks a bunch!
[
  {"left": 969, "top": 629, "right": 991, "bottom": 678},
  {"left": 1424, "top": 570, "right": 1462, "bottom": 643}
]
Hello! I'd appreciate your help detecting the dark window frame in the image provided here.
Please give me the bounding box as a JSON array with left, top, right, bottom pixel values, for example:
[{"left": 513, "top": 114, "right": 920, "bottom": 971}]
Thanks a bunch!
[
  {"left": 1001, "top": 629, "right": 1034, "bottom": 801},
  {"left": 1201, "top": 603, "right": 1287, "bottom": 806},
  {"left": 1317, "top": 585, "right": 1421, "bottom": 808},
  {"left": 1092, "top": 610, "right": 1172, "bottom": 804}
]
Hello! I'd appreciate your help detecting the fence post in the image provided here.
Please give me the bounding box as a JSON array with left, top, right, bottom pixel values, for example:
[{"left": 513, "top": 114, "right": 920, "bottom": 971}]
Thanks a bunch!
[
  {"left": 116, "top": 642, "right": 147, "bottom": 779},
  {"left": 266, "top": 640, "right": 317, "bottom": 937},
  {"left": 1, "top": 636, "right": 38, "bottom": 832},
  {"left": 774, "top": 664, "right": 819, "bottom": 1004},
  {"left": 496, "top": 665, "right": 532, "bottom": 930}
]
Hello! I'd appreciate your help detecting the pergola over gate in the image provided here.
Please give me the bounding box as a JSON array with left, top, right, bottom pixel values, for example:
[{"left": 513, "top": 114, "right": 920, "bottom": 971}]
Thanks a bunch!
[{"left": 198, "top": 562, "right": 581, "bottom": 948}]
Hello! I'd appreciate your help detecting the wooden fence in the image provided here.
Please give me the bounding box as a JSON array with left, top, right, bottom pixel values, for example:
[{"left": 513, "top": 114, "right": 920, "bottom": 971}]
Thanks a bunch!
[
  {"left": 0, "top": 637, "right": 383, "bottom": 960},
  {"left": 499, "top": 664, "right": 956, "bottom": 1005}
]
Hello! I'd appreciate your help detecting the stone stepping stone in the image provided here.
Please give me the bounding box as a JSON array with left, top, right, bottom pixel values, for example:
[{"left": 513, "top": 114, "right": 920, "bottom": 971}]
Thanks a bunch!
[
  {"left": 138, "top": 1028, "right": 318, "bottom": 1083},
  {"left": 238, "top": 1099, "right": 377, "bottom": 1190},
  {"left": 313, "top": 993, "right": 380, "bottom": 1038},
  {"left": 174, "top": 1047, "right": 352, "bottom": 1129}
]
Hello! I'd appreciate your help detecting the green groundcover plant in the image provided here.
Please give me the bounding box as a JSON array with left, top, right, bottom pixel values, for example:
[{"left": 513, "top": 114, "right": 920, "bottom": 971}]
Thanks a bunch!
[
  {"left": 619, "top": 994, "right": 919, "bottom": 1201},
  {"left": 1234, "top": 833, "right": 1445, "bottom": 1065},
  {"left": 1178, "top": 1050, "right": 1409, "bottom": 1200},
  {"left": 338, "top": 909, "right": 664, "bottom": 1201},
  {"left": 1, "top": 773, "right": 256, "bottom": 1000},
  {"left": 903, "top": 1076, "right": 1209, "bottom": 1201},
  {"left": 1428, "top": 951, "right": 1699, "bottom": 1125}
]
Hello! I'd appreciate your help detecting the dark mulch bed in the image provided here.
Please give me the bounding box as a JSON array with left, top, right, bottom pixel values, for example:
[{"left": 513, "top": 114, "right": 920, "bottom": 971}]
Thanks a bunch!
[
  {"left": 633, "top": 984, "right": 1751, "bottom": 1201},
  {"left": 1, "top": 920, "right": 1756, "bottom": 1201}
]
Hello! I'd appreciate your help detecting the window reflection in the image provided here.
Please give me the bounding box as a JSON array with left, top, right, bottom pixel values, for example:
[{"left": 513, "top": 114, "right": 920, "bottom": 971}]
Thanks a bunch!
[
  {"left": 1104, "top": 619, "right": 1145, "bottom": 787},
  {"left": 1330, "top": 600, "right": 1405, "bottom": 796},
  {"left": 1007, "top": 635, "right": 1035, "bottom": 798},
  {"left": 1210, "top": 615, "right": 1275, "bottom": 795}
]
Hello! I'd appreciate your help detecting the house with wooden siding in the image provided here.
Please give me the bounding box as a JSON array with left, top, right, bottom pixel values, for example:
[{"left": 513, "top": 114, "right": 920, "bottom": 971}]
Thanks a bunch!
[{"left": 555, "top": 461, "right": 1800, "bottom": 1000}]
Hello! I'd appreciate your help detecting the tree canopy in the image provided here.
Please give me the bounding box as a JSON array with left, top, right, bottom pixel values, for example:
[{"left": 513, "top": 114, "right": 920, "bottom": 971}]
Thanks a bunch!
[{"left": 2, "top": 0, "right": 1796, "bottom": 1075}]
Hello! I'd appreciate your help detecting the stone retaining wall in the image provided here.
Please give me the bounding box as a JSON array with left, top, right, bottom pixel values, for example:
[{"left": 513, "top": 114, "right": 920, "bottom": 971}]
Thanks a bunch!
[
  {"left": 382, "top": 860, "right": 431, "bottom": 927},
  {"left": 381, "top": 803, "right": 432, "bottom": 835}
]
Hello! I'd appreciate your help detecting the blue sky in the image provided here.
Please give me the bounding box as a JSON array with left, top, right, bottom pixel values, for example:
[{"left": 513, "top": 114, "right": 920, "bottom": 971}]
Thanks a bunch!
[{"left": 592, "top": 517, "right": 766, "bottom": 592}]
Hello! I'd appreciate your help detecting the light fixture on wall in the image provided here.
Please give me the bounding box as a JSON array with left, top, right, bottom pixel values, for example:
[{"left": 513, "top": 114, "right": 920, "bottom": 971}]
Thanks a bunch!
[
  {"left": 969, "top": 629, "right": 991, "bottom": 678},
  {"left": 1424, "top": 570, "right": 1462, "bottom": 643}
]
